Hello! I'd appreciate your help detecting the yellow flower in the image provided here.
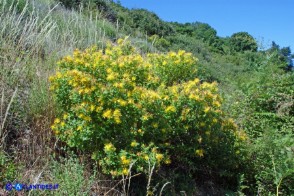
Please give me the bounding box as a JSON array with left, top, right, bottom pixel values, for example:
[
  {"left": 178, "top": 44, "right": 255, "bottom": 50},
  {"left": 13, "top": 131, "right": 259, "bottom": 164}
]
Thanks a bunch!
[
  {"left": 163, "top": 95, "right": 169, "bottom": 101},
  {"left": 78, "top": 89, "right": 84, "bottom": 94},
  {"left": 73, "top": 49, "right": 80, "bottom": 57},
  {"left": 195, "top": 149, "right": 204, "bottom": 157},
  {"left": 142, "top": 114, "right": 149, "bottom": 121},
  {"left": 90, "top": 105, "right": 95, "bottom": 112},
  {"left": 77, "top": 125, "right": 82, "bottom": 131},
  {"left": 61, "top": 122, "right": 65, "bottom": 127},
  {"left": 131, "top": 141, "right": 138, "bottom": 147},
  {"left": 165, "top": 105, "right": 176, "bottom": 113},
  {"left": 104, "top": 143, "right": 115, "bottom": 152},
  {"left": 169, "top": 52, "right": 176, "bottom": 57},
  {"left": 164, "top": 159, "right": 171, "bottom": 165},
  {"left": 197, "top": 137, "right": 202, "bottom": 143},
  {"left": 118, "top": 62, "right": 124, "bottom": 67},
  {"left": 113, "top": 109, "right": 122, "bottom": 124},
  {"left": 228, "top": 118, "right": 234, "bottom": 124},
  {"left": 106, "top": 73, "right": 115, "bottom": 81},
  {"left": 102, "top": 109, "right": 112, "bottom": 119},
  {"left": 122, "top": 168, "right": 128, "bottom": 175},
  {"left": 56, "top": 72, "right": 62, "bottom": 79},
  {"left": 95, "top": 106, "right": 103, "bottom": 112},
  {"left": 49, "top": 76, "right": 54, "bottom": 82},
  {"left": 78, "top": 113, "right": 84, "bottom": 119},
  {"left": 84, "top": 88, "right": 90, "bottom": 94},
  {"left": 204, "top": 107, "right": 210, "bottom": 113},
  {"left": 91, "top": 86, "right": 96, "bottom": 91},
  {"left": 193, "top": 78, "right": 200, "bottom": 84},
  {"left": 237, "top": 131, "right": 247, "bottom": 141},
  {"left": 54, "top": 118, "right": 60, "bottom": 124},
  {"left": 105, "top": 49, "right": 112, "bottom": 55},
  {"left": 72, "top": 69, "right": 79, "bottom": 74},
  {"left": 117, "top": 38, "right": 124, "bottom": 45},
  {"left": 117, "top": 99, "right": 127, "bottom": 106},
  {"left": 84, "top": 116, "right": 92, "bottom": 122},
  {"left": 123, "top": 73, "right": 130, "bottom": 78},
  {"left": 114, "top": 82, "right": 124, "bottom": 88},
  {"left": 127, "top": 98, "right": 134, "bottom": 104},
  {"left": 143, "top": 155, "right": 149, "bottom": 161},
  {"left": 189, "top": 94, "right": 200, "bottom": 101},
  {"left": 205, "top": 91, "right": 214, "bottom": 99},
  {"left": 81, "top": 77, "right": 88, "bottom": 83},
  {"left": 145, "top": 62, "right": 152, "bottom": 68},
  {"left": 201, "top": 82, "right": 211, "bottom": 89},
  {"left": 63, "top": 114, "right": 69, "bottom": 120},
  {"left": 175, "top": 59, "right": 180, "bottom": 64},
  {"left": 121, "top": 155, "right": 130, "bottom": 165},
  {"left": 213, "top": 101, "right": 221, "bottom": 108},
  {"left": 178, "top": 50, "right": 185, "bottom": 56},
  {"left": 155, "top": 153, "right": 164, "bottom": 162}
]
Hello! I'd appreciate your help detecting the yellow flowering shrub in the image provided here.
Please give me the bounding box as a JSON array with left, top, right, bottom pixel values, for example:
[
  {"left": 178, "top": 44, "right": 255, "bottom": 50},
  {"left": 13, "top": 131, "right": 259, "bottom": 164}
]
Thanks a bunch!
[{"left": 50, "top": 38, "right": 245, "bottom": 176}]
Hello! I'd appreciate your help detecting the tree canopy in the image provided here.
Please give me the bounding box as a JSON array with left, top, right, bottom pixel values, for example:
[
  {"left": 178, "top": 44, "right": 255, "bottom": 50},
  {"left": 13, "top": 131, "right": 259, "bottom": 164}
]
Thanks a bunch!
[{"left": 230, "top": 32, "right": 258, "bottom": 52}]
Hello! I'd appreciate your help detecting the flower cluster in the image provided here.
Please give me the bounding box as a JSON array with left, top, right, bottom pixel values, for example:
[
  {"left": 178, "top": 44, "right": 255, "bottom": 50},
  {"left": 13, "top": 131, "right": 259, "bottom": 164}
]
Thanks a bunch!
[{"left": 50, "top": 38, "right": 245, "bottom": 176}]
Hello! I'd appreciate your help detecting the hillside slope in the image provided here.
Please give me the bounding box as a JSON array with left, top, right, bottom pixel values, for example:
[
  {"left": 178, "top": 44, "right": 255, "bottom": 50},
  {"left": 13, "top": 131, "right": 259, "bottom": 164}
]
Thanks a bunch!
[{"left": 0, "top": 0, "right": 293, "bottom": 195}]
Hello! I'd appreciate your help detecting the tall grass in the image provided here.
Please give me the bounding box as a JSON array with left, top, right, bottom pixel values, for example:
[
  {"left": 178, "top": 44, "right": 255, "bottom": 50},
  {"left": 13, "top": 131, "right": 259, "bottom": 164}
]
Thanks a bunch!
[
  {"left": 0, "top": 0, "right": 117, "bottom": 59},
  {"left": 0, "top": 0, "right": 119, "bottom": 192},
  {"left": 0, "top": 0, "right": 118, "bottom": 145}
]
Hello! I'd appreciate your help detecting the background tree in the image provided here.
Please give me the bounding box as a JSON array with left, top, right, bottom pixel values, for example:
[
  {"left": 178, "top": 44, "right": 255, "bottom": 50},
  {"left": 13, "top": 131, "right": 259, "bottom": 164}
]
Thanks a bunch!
[
  {"left": 280, "top": 46, "right": 291, "bottom": 57},
  {"left": 230, "top": 32, "right": 258, "bottom": 52},
  {"left": 270, "top": 41, "right": 280, "bottom": 52},
  {"left": 129, "top": 9, "right": 174, "bottom": 36},
  {"left": 191, "top": 22, "right": 217, "bottom": 42},
  {"left": 280, "top": 47, "right": 293, "bottom": 70}
]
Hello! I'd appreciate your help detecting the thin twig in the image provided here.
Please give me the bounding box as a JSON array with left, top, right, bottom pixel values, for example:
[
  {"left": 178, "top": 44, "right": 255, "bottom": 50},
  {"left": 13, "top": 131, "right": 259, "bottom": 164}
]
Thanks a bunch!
[
  {"left": 0, "top": 88, "right": 4, "bottom": 131},
  {"left": 159, "top": 182, "right": 171, "bottom": 196},
  {"left": 0, "top": 87, "right": 18, "bottom": 145},
  {"left": 104, "top": 173, "right": 141, "bottom": 196},
  {"left": 146, "top": 160, "right": 156, "bottom": 196},
  {"left": 127, "top": 161, "right": 136, "bottom": 195}
]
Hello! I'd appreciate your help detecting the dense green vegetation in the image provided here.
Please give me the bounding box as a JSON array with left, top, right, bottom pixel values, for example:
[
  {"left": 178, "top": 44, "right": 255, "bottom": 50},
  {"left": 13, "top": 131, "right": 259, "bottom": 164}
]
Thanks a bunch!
[{"left": 0, "top": 0, "right": 293, "bottom": 195}]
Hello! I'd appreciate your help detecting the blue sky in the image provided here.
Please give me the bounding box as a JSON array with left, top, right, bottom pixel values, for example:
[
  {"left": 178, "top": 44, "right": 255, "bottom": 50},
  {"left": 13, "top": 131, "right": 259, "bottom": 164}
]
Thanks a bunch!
[{"left": 117, "top": 0, "right": 294, "bottom": 50}]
